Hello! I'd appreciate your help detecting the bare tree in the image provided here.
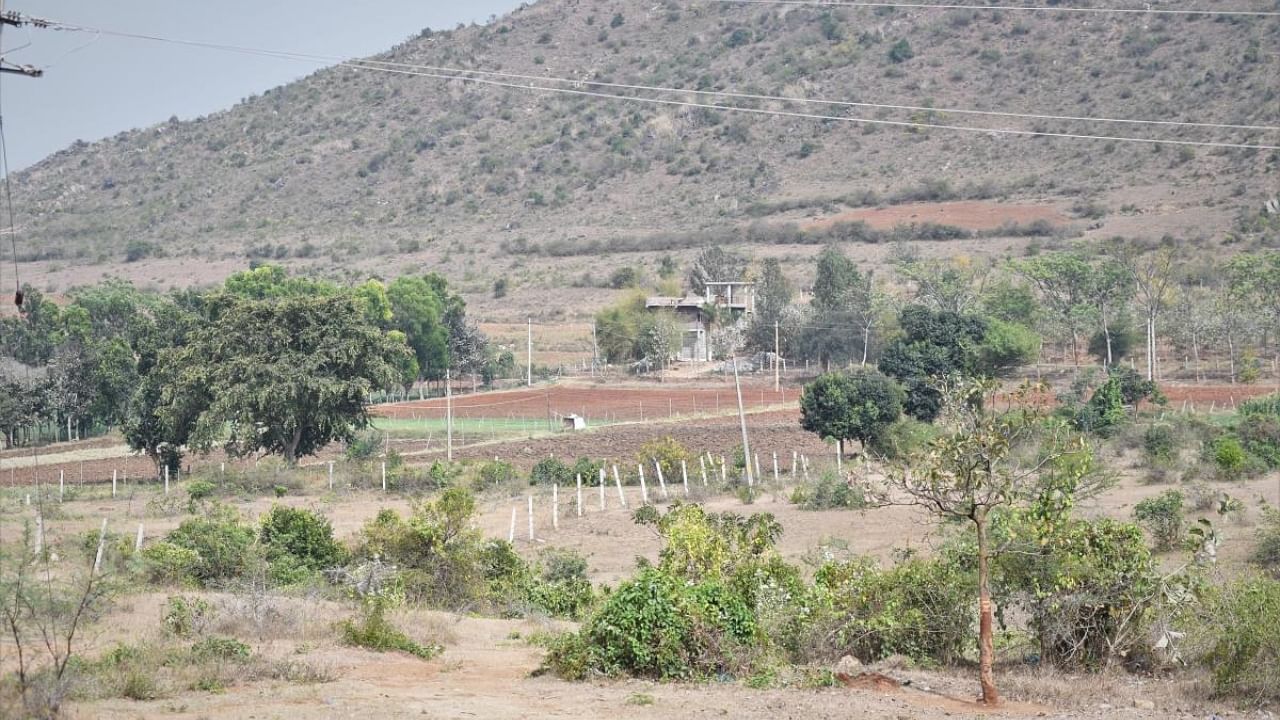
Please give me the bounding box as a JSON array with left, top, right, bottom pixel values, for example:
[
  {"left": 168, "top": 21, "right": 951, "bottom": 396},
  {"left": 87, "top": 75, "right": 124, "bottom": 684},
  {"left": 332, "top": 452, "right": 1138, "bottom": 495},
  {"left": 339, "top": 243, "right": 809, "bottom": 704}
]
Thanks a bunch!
[{"left": 1113, "top": 239, "right": 1177, "bottom": 381}]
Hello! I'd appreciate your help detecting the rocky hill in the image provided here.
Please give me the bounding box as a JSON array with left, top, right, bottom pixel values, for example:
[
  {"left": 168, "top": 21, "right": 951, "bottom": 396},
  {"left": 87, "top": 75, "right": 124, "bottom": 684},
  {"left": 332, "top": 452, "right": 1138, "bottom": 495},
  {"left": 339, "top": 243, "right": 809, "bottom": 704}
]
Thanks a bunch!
[{"left": 9, "top": 0, "right": 1279, "bottom": 300}]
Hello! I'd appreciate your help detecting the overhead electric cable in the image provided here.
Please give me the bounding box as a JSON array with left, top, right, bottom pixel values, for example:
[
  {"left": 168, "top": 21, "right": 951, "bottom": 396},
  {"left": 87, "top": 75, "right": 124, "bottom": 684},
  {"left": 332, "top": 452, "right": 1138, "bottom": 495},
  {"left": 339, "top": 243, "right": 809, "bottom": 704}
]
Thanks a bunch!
[
  {"left": 40, "top": 19, "right": 1280, "bottom": 149},
  {"left": 45, "top": 20, "right": 1280, "bottom": 134},
  {"left": 699, "top": 0, "right": 1280, "bottom": 17}
]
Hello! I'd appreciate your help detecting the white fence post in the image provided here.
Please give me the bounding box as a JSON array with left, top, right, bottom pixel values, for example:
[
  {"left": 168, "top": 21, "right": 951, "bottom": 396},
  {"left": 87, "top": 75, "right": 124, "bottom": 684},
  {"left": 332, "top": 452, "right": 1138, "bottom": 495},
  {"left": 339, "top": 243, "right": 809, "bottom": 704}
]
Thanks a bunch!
[
  {"left": 553, "top": 484, "right": 560, "bottom": 531},
  {"left": 638, "top": 465, "right": 649, "bottom": 505},
  {"left": 509, "top": 505, "right": 517, "bottom": 543},
  {"left": 681, "top": 459, "right": 690, "bottom": 497},
  {"left": 59, "top": 470, "right": 64, "bottom": 502},
  {"left": 598, "top": 468, "right": 606, "bottom": 511},
  {"left": 328, "top": 461, "right": 334, "bottom": 491},
  {"left": 699, "top": 455, "right": 708, "bottom": 486},
  {"left": 92, "top": 519, "right": 108, "bottom": 574},
  {"left": 381, "top": 462, "right": 387, "bottom": 492},
  {"left": 612, "top": 465, "right": 627, "bottom": 508},
  {"left": 772, "top": 452, "right": 779, "bottom": 484},
  {"left": 112, "top": 470, "right": 117, "bottom": 498},
  {"left": 654, "top": 461, "right": 668, "bottom": 499},
  {"left": 164, "top": 465, "right": 170, "bottom": 495},
  {"left": 135, "top": 523, "right": 145, "bottom": 553},
  {"left": 527, "top": 495, "right": 535, "bottom": 541},
  {"left": 576, "top": 474, "right": 583, "bottom": 518}
]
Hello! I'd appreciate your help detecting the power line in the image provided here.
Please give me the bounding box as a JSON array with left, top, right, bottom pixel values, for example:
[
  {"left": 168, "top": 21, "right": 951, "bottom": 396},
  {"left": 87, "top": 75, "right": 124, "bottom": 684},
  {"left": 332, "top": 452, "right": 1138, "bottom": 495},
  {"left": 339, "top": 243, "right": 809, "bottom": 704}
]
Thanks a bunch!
[
  {"left": 40, "top": 22, "right": 1280, "bottom": 151},
  {"left": 47, "top": 21, "right": 1280, "bottom": 133},
  {"left": 699, "top": 0, "right": 1280, "bottom": 17}
]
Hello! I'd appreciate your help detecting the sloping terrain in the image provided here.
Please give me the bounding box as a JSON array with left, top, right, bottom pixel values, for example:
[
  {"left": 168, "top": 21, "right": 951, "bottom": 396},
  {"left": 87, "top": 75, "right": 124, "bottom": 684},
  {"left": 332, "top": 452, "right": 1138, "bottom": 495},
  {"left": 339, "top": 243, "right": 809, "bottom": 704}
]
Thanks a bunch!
[{"left": 9, "top": 0, "right": 1279, "bottom": 299}]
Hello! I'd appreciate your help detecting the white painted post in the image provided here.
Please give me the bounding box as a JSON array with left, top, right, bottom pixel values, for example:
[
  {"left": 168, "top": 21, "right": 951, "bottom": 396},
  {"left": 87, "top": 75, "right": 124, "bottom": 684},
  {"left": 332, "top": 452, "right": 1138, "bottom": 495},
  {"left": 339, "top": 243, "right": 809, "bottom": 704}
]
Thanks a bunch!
[
  {"left": 792, "top": 450, "right": 798, "bottom": 476},
  {"left": 654, "top": 461, "right": 668, "bottom": 499},
  {"left": 802, "top": 455, "right": 811, "bottom": 480},
  {"left": 93, "top": 518, "right": 108, "bottom": 574},
  {"left": 527, "top": 495, "right": 535, "bottom": 541},
  {"left": 699, "top": 455, "right": 708, "bottom": 486},
  {"left": 576, "top": 474, "right": 583, "bottom": 518},
  {"left": 599, "top": 468, "right": 606, "bottom": 511},
  {"left": 720, "top": 455, "right": 727, "bottom": 483},
  {"left": 638, "top": 465, "right": 649, "bottom": 505},
  {"left": 772, "top": 452, "right": 779, "bottom": 483},
  {"left": 509, "top": 505, "right": 517, "bottom": 543},
  {"left": 681, "top": 459, "right": 690, "bottom": 496},
  {"left": 59, "top": 470, "right": 64, "bottom": 502},
  {"left": 381, "top": 462, "right": 387, "bottom": 491},
  {"left": 24, "top": 493, "right": 29, "bottom": 506},
  {"left": 612, "top": 465, "right": 627, "bottom": 508},
  {"left": 553, "top": 484, "right": 560, "bottom": 531},
  {"left": 135, "top": 523, "right": 146, "bottom": 553},
  {"left": 112, "top": 470, "right": 117, "bottom": 498},
  {"left": 753, "top": 453, "right": 761, "bottom": 486},
  {"left": 328, "top": 461, "right": 334, "bottom": 491},
  {"left": 163, "top": 465, "right": 169, "bottom": 494},
  {"left": 835, "top": 443, "right": 842, "bottom": 472}
]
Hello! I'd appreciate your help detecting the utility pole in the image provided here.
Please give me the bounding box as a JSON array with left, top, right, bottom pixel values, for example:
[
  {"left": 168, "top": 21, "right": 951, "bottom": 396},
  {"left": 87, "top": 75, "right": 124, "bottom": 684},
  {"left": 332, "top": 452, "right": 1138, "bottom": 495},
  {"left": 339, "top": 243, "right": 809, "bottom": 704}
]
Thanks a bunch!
[
  {"left": 733, "top": 357, "right": 753, "bottom": 487},
  {"left": 773, "top": 320, "right": 780, "bottom": 393},
  {"left": 591, "top": 321, "right": 599, "bottom": 377},
  {"left": 445, "top": 368, "right": 453, "bottom": 461},
  {"left": 1, "top": 9, "right": 49, "bottom": 78},
  {"left": 526, "top": 318, "right": 533, "bottom": 387}
]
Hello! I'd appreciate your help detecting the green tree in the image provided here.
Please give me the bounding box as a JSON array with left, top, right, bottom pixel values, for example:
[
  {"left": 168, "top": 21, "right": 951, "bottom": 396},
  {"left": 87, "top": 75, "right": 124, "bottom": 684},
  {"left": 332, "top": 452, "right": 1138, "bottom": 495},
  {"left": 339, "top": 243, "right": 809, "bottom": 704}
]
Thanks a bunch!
[
  {"left": 1015, "top": 251, "right": 1094, "bottom": 369},
  {"left": 802, "top": 244, "right": 872, "bottom": 367},
  {"left": 686, "top": 246, "right": 748, "bottom": 296},
  {"left": 745, "top": 258, "right": 795, "bottom": 355},
  {"left": 387, "top": 276, "right": 449, "bottom": 381},
  {"left": 168, "top": 294, "right": 406, "bottom": 465},
  {"left": 878, "top": 305, "right": 988, "bottom": 421},
  {"left": 800, "top": 368, "right": 904, "bottom": 456},
  {"left": 884, "top": 379, "right": 1090, "bottom": 705}
]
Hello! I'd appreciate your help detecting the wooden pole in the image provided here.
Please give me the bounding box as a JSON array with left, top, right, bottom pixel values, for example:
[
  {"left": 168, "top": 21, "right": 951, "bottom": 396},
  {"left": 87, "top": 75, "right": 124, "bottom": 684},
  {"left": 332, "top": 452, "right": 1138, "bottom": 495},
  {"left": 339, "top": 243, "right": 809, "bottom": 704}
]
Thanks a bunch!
[
  {"left": 733, "top": 358, "right": 753, "bottom": 487},
  {"left": 135, "top": 523, "right": 145, "bottom": 553},
  {"left": 58, "top": 469, "right": 64, "bottom": 502},
  {"left": 774, "top": 320, "right": 780, "bottom": 392},
  {"left": 772, "top": 452, "right": 779, "bottom": 483},
  {"left": 681, "top": 459, "right": 690, "bottom": 496},
  {"left": 553, "top": 484, "right": 559, "bottom": 531},
  {"left": 164, "top": 465, "right": 170, "bottom": 494},
  {"left": 509, "top": 505, "right": 517, "bottom": 543},
  {"left": 446, "top": 369, "right": 453, "bottom": 461},
  {"left": 699, "top": 455, "right": 708, "bottom": 485},
  {"left": 576, "top": 474, "right": 583, "bottom": 517},
  {"left": 381, "top": 462, "right": 387, "bottom": 491},
  {"left": 654, "top": 461, "right": 668, "bottom": 499},
  {"left": 328, "top": 461, "right": 334, "bottom": 491},
  {"left": 599, "top": 468, "right": 606, "bottom": 510},
  {"left": 112, "top": 469, "right": 117, "bottom": 498},
  {"left": 638, "top": 465, "right": 649, "bottom": 504}
]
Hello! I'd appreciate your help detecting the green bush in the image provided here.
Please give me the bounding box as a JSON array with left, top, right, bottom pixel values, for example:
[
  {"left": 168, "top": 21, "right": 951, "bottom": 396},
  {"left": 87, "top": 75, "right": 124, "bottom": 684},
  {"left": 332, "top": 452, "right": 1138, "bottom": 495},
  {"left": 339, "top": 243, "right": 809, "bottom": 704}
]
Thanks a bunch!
[
  {"left": 636, "top": 436, "right": 692, "bottom": 486},
  {"left": 339, "top": 595, "right": 440, "bottom": 660},
  {"left": 1194, "top": 575, "right": 1280, "bottom": 701},
  {"left": 142, "top": 542, "right": 201, "bottom": 585},
  {"left": 259, "top": 505, "right": 346, "bottom": 585},
  {"left": 789, "top": 471, "right": 868, "bottom": 510},
  {"left": 1236, "top": 414, "right": 1280, "bottom": 469},
  {"left": 474, "top": 459, "right": 517, "bottom": 490},
  {"left": 190, "top": 636, "right": 251, "bottom": 661},
  {"left": 163, "top": 507, "right": 256, "bottom": 585},
  {"left": 546, "top": 566, "right": 758, "bottom": 680},
  {"left": 526, "top": 548, "right": 595, "bottom": 619},
  {"left": 1133, "top": 490, "right": 1185, "bottom": 551},
  {"left": 867, "top": 417, "right": 936, "bottom": 459},
  {"left": 808, "top": 556, "right": 972, "bottom": 665},
  {"left": 1141, "top": 423, "right": 1177, "bottom": 467},
  {"left": 1211, "top": 436, "right": 1249, "bottom": 480},
  {"left": 530, "top": 457, "right": 574, "bottom": 486},
  {"left": 186, "top": 480, "right": 216, "bottom": 502}
]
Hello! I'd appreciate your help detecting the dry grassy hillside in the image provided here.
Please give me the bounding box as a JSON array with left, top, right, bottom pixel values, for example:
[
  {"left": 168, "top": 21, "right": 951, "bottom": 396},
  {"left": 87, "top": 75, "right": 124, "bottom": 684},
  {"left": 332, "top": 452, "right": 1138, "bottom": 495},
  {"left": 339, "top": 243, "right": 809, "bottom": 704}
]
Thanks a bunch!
[{"left": 10, "top": 0, "right": 1280, "bottom": 308}]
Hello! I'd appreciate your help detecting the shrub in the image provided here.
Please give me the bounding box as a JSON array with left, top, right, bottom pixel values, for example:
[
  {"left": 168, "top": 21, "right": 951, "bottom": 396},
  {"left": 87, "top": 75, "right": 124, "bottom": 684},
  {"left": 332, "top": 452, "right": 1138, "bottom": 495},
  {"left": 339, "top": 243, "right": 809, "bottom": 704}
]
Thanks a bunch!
[
  {"left": 259, "top": 505, "right": 346, "bottom": 584},
  {"left": 1193, "top": 575, "right": 1280, "bottom": 701},
  {"left": 162, "top": 596, "right": 212, "bottom": 638},
  {"left": 526, "top": 548, "right": 595, "bottom": 619},
  {"left": 867, "top": 417, "right": 936, "bottom": 459},
  {"left": 186, "top": 480, "right": 216, "bottom": 502},
  {"left": 163, "top": 507, "right": 256, "bottom": 585},
  {"left": 529, "top": 457, "right": 573, "bottom": 486},
  {"left": 1133, "top": 490, "right": 1185, "bottom": 551},
  {"left": 1236, "top": 413, "right": 1280, "bottom": 469},
  {"left": 808, "top": 556, "right": 972, "bottom": 665},
  {"left": 789, "top": 471, "right": 867, "bottom": 510},
  {"left": 1211, "top": 436, "right": 1248, "bottom": 480},
  {"left": 473, "top": 459, "right": 517, "bottom": 490},
  {"left": 636, "top": 436, "right": 692, "bottom": 486},
  {"left": 142, "top": 542, "right": 201, "bottom": 585},
  {"left": 887, "top": 38, "right": 914, "bottom": 63},
  {"left": 546, "top": 566, "right": 758, "bottom": 679},
  {"left": 1141, "top": 423, "right": 1177, "bottom": 467},
  {"left": 1253, "top": 507, "right": 1280, "bottom": 577},
  {"left": 339, "top": 595, "right": 440, "bottom": 660}
]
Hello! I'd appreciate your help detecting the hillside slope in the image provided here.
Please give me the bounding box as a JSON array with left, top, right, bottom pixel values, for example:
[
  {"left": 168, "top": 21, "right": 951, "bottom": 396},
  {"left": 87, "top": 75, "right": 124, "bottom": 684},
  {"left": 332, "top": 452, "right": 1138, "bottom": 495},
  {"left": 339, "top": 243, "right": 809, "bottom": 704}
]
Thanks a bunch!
[{"left": 10, "top": 0, "right": 1280, "bottom": 295}]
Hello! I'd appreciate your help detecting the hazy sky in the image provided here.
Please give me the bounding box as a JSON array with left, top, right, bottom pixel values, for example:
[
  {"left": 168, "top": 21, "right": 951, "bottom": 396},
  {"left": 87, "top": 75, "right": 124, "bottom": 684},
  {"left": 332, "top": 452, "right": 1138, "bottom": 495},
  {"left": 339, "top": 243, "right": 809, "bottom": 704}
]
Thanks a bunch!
[{"left": 1, "top": 1, "right": 523, "bottom": 171}]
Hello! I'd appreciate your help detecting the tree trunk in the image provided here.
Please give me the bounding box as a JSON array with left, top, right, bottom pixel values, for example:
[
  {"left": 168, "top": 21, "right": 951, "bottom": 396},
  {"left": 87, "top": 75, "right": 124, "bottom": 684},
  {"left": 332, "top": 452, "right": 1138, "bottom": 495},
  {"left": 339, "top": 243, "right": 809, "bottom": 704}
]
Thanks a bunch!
[
  {"left": 1146, "top": 314, "right": 1156, "bottom": 381},
  {"left": 1102, "top": 312, "right": 1113, "bottom": 369},
  {"left": 861, "top": 325, "right": 870, "bottom": 367},
  {"left": 283, "top": 426, "right": 303, "bottom": 466},
  {"left": 974, "top": 511, "right": 1001, "bottom": 706},
  {"left": 1070, "top": 329, "right": 1080, "bottom": 373},
  {"left": 1192, "top": 335, "right": 1201, "bottom": 382}
]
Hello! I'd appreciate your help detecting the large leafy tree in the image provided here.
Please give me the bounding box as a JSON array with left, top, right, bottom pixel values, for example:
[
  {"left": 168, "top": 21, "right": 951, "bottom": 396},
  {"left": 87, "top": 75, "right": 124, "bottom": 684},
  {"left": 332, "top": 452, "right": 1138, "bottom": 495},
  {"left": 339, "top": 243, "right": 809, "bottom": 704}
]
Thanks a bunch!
[
  {"left": 387, "top": 276, "right": 449, "bottom": 381},
  {"left": 878, "top": 305, "right": 989, "bottom": 421},
  {"left": 799, "top": 368, "right": 903, "bottom": 456},
  {"left": 745, "top": 258, "right": 795, "bottom": 356},
  {"left": 802, "top": 244, "right": 874, "bottom": 367},
  {"left": 167, "top": 294, "right": 406, "bottom": 465}
]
